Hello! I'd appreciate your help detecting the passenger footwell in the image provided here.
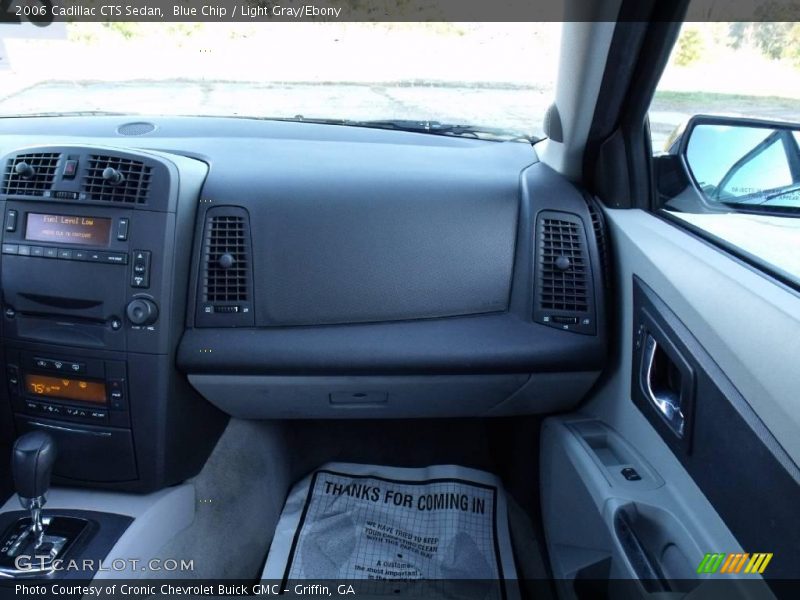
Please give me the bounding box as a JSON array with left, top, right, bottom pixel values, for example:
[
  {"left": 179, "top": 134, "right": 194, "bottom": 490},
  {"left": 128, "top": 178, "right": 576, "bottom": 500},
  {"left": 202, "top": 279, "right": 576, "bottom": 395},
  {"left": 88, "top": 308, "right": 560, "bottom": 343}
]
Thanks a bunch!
[{"left": 262, "top": 463, "right": 518, "bottom": 595}]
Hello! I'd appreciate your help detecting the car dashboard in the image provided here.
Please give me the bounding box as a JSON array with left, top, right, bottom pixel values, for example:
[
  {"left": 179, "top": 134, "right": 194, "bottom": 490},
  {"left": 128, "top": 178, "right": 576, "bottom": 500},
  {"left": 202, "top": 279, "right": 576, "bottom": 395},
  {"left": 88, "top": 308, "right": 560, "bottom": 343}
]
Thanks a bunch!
[{"left": 0, "top": 116, "right": 607, "bottom": 492}]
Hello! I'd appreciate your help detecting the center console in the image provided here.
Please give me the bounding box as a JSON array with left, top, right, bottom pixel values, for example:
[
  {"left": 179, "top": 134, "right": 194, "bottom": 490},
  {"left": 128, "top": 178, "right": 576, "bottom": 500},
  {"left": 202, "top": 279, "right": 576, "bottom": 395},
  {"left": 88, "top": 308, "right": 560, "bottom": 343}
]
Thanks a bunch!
[{"left": 0, "top": 145, "right": 226, "bottom": 492}]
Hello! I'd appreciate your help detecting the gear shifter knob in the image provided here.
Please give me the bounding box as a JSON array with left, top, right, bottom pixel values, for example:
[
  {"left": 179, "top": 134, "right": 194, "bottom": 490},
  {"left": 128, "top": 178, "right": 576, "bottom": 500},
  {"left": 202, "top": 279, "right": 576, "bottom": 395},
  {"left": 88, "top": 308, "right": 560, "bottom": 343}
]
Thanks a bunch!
[{"left": 13, "top": 431, "right": 57, "bottom": 501}]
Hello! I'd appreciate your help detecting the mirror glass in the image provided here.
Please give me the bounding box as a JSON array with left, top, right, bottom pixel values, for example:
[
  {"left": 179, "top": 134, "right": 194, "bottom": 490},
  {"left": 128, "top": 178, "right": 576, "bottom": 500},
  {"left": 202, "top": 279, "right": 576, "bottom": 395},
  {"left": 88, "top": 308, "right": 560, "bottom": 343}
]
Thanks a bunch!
[{"left": 685, "top": 123, "right": 800, "bottom": 208}]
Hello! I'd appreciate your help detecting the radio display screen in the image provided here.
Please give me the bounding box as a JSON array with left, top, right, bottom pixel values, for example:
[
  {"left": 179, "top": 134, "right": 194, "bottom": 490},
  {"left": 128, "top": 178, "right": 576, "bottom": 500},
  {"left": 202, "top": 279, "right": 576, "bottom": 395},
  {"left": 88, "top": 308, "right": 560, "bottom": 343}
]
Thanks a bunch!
[
  {"left": 24, "top": 374, "right": 107, "bottom": 405},
  {"left": 25, "top": 213, "right": 112, "bottom": 247}
]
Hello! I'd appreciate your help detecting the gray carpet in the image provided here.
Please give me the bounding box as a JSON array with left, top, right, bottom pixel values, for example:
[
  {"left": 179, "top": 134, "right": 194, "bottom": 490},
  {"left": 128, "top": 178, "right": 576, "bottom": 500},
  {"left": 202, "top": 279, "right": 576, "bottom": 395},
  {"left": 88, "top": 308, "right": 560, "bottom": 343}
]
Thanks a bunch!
[{"left": 153, "top": 419, "right": 292, "bottom": 579}]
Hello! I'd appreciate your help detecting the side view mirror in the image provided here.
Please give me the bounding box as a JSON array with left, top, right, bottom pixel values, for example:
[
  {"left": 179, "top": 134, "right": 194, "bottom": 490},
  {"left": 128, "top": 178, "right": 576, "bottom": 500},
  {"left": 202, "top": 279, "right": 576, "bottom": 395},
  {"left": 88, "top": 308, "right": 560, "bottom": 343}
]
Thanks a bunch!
[{"left": 656, "top": 115, "right": 800, "bottom": 213}]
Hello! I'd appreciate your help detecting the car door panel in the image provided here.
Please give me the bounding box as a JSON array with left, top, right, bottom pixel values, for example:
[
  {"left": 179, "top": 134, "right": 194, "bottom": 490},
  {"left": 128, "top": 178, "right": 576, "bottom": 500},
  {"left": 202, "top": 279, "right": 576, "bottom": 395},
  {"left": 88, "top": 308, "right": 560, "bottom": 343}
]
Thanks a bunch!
[{"left": 541, "top": 208, "right": 799, "bottom": 597}]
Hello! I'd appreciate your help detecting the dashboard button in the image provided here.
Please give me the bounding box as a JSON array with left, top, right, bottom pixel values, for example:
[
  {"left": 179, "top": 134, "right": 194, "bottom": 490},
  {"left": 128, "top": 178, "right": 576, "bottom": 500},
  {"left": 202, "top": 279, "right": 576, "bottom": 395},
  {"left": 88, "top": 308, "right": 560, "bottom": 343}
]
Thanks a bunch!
[
  {"left": 88, "top": 409, "right": 107, "bottom": 421},
  {"left": 104, "top": 252, "right": 128, "bottom": 264},
  {"left": 58, "top": 248, "right": 73, "bottom": 260},
  {"left": 44, "top": 247, "right": 58, "bottom": 258},
  {"left": 74, "top": 249, "right": 87, "bottom": 261},
  {"left": 65, "top": 407, "right": 88, "bottom": 419},
  {"left": 117, "top": 218, "right": 129, "bottom": 241},
  {"left": 108, "top": 379, "right": 126, "bottom": 410},
  {"left": 34, "top": 357, "right": 51, "bottom": 369},
  {"left": 31, "top": 246, "right": 45, "bottom": 257},
  {"left": 17, "top": 245, "right": 30, "bottom": 256},
  {"left": 131, "top": 250, "right": 151, "bottom": 288},
  {"left": 5, "top": 210, "right": 18, "bottom": 232},
  {"left": 63, "top": 159, "right": 78, "bottom": 178},
  {"left": 2, "top": 244, "right": 18, "bottom": 254},
  {"left": 87, "top": 251, "right": 103, "bottom": 261},
  {"left": 41, "top": 404, "right": 63, "bottom": 416},
  {"left": 7, "top": 366, "right": 20, "bottom": 392}
]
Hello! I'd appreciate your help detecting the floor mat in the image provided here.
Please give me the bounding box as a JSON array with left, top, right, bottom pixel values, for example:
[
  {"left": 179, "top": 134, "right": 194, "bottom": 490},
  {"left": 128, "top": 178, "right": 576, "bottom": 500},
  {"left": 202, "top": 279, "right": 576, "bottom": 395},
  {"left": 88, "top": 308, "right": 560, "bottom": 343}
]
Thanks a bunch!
[{"left": 262, "top": 462, "right": 518, "bottom": 593}]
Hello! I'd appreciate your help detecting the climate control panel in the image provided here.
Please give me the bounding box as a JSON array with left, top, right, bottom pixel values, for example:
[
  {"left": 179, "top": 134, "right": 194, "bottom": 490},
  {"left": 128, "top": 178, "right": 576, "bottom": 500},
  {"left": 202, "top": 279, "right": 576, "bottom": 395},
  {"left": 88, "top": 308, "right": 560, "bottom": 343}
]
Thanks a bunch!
[{"left": 6, "top": 349, "right": 129, "bottom": 429}]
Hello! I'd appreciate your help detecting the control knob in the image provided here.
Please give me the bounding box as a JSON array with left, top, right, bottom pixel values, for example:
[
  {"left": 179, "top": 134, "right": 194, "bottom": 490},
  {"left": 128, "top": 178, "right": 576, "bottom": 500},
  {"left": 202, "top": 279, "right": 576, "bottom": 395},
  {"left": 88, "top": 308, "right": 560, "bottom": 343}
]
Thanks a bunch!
[
  {"left": 14, "top": 161, "right": 35, "bottom": 179},
  {"left": 102, "top": 167, "right": 125, "bottom": 186},
  {"left": 126, "top": 298, "right": 158, "bottom": 326}
]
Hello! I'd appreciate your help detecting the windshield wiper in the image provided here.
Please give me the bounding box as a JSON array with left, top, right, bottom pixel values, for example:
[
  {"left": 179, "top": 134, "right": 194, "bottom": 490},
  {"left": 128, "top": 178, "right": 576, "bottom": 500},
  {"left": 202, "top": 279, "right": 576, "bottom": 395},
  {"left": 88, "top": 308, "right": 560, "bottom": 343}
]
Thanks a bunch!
[
  {"left": 2, "top": 111, "right": 541, "bottom": 143},
  {"left": 267, "top": 116, "right": 540, "bottom": 143}
]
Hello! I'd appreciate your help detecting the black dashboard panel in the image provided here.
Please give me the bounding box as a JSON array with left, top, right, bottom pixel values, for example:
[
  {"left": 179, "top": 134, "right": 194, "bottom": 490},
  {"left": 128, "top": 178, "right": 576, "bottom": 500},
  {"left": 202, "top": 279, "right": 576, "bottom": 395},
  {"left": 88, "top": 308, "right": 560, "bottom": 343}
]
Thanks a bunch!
[
  {"left": 0, "top": 117, "right": 608, "bottom": 474},
  {"left": 178, "top": 312, "right": 606, "bottom": 375},
  {"left": 198, "top": 136, "right": 523, "bottom": 326},
  {"left": 255, "top": 170, "right": 515, "bottom": 325},
  {"left": 181, "top": 135, "right": 607, "bottom": 377}
]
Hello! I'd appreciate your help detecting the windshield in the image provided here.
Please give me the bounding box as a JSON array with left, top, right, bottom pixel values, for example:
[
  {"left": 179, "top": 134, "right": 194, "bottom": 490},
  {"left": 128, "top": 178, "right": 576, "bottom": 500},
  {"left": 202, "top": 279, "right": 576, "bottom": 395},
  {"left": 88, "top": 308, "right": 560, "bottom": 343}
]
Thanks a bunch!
[{"left": 0, "top": 22, "right": 561, "bottom": 139}]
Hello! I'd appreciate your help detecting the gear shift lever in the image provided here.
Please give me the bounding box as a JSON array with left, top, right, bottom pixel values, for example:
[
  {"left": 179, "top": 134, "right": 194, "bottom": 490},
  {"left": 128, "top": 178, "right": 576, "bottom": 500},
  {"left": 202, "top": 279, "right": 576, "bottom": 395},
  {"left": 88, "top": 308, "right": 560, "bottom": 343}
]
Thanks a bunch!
[
  {"left": 1, "top": 431, "right": 91, "bottom": 576},
  {"left": 12, "top": 431, "right": 57, "bottom": 548}
]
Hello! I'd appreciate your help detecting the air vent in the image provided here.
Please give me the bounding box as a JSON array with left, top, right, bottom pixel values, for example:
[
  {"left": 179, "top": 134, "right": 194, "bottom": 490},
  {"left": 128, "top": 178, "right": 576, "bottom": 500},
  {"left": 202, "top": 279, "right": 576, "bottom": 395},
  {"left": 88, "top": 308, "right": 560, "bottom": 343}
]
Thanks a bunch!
[
  {"left": 82, "top": 155, "right": 152, "bottom": 204},
  {"left": 2, "top": 152, "right": 60, "bottom": 197},
  {"left": 197, "top": 208, "right": 254, "bottom": 326},
  {"left": 202, "top": 214, "right": 249, "bottom": 302},
  {"left": 534, "top": 212, "right": 595, "bottom": 334}
]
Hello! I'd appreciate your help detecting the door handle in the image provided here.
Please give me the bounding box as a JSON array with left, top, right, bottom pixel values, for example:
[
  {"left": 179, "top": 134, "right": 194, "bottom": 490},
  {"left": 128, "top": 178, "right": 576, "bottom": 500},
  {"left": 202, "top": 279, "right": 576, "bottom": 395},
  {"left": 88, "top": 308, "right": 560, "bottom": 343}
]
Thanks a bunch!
[{"left": 642, "top": 334, "right": 686, "bottom": 438}]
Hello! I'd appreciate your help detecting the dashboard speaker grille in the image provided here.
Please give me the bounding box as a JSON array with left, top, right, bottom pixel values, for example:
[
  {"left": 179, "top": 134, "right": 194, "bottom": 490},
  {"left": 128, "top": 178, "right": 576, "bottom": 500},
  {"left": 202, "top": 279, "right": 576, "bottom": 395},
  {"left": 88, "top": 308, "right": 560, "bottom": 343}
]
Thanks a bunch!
[
  {"left": 202, "top": 214, "right": 250, "bottom": 303},
  {"left": 2, "top": 152, "right": 61, "bottom": 197},
  {"left": 83, "top": 155, "right": 151, "bottom": 203},
  {"left": 117, "top": 122, "right": 156, "bottom": 136},
  {"left": 538, "top": 217, "right": 588, "bottom": 312}
]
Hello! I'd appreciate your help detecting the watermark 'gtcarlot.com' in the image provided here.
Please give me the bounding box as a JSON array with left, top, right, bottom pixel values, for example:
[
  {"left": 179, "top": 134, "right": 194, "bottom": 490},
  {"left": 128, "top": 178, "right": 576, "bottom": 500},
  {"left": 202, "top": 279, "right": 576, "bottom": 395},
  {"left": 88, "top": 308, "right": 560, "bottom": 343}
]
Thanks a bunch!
[{"left": 14, "top": 555, "right": 194, "bottom": 572}]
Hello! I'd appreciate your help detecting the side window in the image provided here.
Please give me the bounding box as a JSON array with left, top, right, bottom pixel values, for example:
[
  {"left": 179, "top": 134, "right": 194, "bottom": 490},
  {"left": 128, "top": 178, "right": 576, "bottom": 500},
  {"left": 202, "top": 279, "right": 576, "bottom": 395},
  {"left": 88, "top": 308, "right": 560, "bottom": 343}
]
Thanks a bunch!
[{"left": 650, "top": 22, "right": 800, "bottom": 283}]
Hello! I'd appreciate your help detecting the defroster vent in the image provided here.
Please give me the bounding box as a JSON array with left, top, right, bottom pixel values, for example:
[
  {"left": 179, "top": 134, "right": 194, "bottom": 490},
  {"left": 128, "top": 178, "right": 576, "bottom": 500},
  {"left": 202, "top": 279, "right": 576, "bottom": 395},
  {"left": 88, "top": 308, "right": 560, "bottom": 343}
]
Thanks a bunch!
[
  {"left": 534, "top": 211, "right": 595, "bottom": 334},
  {"left": 2, "top": 152, "right": 61, "bottom": 197},
  {"left": 197, "top": 207, "right": 254, "bottom": 326},
  {"left": 83, "top": 154, "right": 152, "bottom": 203}
]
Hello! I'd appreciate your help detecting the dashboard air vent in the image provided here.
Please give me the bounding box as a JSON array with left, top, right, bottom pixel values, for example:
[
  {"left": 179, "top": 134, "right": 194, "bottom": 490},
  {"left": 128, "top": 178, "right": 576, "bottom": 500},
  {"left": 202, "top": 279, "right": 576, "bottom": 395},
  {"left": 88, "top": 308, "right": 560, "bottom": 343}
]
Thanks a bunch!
[
  {"left": 534, "top": 211, "right": 595, "bottom": 334},
  {"left": 83, "top": 155, "right": 151, "bottom": 204},
  {"left": 202, "top": 214, "right": 249, "bottom": 303},
  {"left": 539, "top": 218, "right": 588, "bottom": 311},
  {"left": 197, "top": 208, "right": 254, "bottom": 327},
  {"left": 2, "top": 152, "right": 60, "bottom": 197}
]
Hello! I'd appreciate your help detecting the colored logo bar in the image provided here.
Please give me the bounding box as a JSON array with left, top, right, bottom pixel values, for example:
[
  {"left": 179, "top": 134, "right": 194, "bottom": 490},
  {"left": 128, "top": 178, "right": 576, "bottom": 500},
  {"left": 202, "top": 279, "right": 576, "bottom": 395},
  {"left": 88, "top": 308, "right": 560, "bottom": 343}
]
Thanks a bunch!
[{"left": 697, "top": 552, "right": 773, "bottom": 574}]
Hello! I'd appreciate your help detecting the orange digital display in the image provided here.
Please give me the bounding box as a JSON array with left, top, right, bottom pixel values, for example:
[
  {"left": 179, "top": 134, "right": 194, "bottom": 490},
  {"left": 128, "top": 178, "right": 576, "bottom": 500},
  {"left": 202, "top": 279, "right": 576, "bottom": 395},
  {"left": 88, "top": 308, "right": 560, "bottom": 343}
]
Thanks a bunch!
[
  {"left": 25, "top": 213, "right": 111, "bottom": 247},
  {"left": 25, "top": 374, "right": 107, "bottom": 405}
]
